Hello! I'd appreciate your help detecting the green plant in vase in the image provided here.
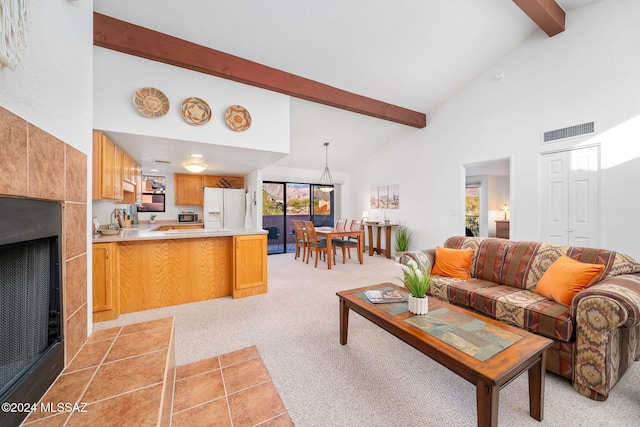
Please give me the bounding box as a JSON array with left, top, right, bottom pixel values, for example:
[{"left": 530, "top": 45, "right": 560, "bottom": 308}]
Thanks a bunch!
[
  {"left": 395, "top": 224, "right": 411, "bottom": 260},
  {"left": 398, "top": 259, "right": 432, "bottom": 314},
  {"left": 149, "top": 214, "right": 157, "bottom": 223}
]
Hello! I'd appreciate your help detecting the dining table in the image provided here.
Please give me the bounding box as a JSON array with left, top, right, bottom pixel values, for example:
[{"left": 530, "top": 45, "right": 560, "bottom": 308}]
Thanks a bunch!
[{"left": 314, "top": 226, "right": 364, "bottom": 269}]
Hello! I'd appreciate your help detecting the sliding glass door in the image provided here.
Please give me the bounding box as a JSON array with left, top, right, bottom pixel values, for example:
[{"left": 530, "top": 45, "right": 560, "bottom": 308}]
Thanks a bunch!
[
  {"left": 311, "top": 185, "right": 333, "bottom": 226},
  {"left": 262, "top": 182, "right": 334, "bottom": 254}
]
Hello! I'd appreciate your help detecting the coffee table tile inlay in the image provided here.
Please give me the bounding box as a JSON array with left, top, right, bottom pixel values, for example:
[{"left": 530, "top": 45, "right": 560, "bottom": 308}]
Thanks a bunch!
[
  {"left": 405, "top": 307, "right": 523, "bottom": 362},
  {"left": 337, "top": 283, "right": 553, "bottom": 427}
]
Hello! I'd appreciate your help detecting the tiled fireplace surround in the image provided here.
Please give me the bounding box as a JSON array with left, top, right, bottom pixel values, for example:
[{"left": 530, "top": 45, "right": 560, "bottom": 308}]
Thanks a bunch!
[{"left": 0, "top": 106, "right": 89, "bottom": 371}]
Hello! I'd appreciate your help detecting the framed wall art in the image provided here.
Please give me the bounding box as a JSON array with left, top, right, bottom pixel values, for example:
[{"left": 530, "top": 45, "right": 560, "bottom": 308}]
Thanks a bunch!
[{"left": 370, "top": 184, "right": 400, "bottom": 209}]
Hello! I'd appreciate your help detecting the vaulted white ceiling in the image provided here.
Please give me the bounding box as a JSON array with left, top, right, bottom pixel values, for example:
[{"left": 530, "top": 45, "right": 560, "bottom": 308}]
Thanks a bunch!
[{"left": 94, "top": 0, "right": 603, "bottom": 176}]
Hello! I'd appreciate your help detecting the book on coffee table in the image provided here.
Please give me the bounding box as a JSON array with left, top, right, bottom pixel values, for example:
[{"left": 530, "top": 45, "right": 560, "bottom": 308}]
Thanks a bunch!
[{"left": 364, "top": 289, "right": 406, "bottom": 303}]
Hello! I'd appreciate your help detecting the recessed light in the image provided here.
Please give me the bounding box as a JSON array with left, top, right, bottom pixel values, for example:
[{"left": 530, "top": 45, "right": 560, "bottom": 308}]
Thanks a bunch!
[
  {"left": 150, "top": 169, "right": 159, "bottom": 172},
  {"left": 190, "top": 153, "right": 203, "bottom": 158}
]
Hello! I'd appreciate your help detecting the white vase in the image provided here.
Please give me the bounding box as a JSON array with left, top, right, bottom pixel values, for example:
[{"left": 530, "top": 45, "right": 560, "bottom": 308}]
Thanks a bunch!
[{"left": 408, "top": 294, "right": 428, "bottom": 315}]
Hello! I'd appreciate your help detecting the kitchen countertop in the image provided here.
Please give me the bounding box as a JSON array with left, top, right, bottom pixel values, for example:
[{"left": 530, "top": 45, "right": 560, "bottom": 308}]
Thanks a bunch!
[{"left": 92, "top": 222, "right": 268, "bottom": 243}]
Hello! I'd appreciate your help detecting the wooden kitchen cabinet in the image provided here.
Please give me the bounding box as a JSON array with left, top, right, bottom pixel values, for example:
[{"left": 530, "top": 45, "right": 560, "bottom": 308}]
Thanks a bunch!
[
  {"left": 119, "top": 237, "right": 234, "bottom": 313},
  {"left": 92, "top": 242, "right": 120, "bottom": 322},
  {"left": 203, "top": 175, "right": 244, "bottom": 189},
  {"left": 93, "top": 130, "right": 123, "bottom": 201},
  {"left": 134, "top": 162, "right": 143, "bottom": 203},
  {"left": 93, "top": 130, "right": 141, "bottom": 202},
  {"left": 122, "top": 161, "right": 141, "bottom": 204},
  {"left": 114, "top": 145, "right": 123, "bottom": 199},
  {"left": 99, "top": 232, "right": 267, "bottom": 319},
  {"left": 174, "top": 173, "right": 204, "bottom": 205},
  {"left": 175, "top": 173, "right": 246, "bottom": 205},
  {"left": 233, "top": 234, "right": 267, "bottom": 298},
  {"left": 122, "top": 152, "right": 133, "bottom": 183}
]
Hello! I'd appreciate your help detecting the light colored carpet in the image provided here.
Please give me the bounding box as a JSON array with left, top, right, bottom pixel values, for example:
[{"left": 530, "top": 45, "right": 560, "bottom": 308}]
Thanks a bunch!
[{"left": 95, "top": 253, "right": 640, "bottom": 426}]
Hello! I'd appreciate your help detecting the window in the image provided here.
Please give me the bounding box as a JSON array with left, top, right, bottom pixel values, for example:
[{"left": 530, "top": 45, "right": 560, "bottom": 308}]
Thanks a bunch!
[
  {"left": 137, "top": 193, "right": 166, "bottom": 212},
  {"left": 465, "top": 185, "right": 480, "bottom": 237},
  {"left": 137, "top": 176, "right": 166, "bottom": 213}
]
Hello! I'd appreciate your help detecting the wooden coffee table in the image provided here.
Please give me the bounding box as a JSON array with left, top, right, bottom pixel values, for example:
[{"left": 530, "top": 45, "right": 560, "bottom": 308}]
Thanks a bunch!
[{"left": 337, "top": 283, "right": 553, "bottom": 427}]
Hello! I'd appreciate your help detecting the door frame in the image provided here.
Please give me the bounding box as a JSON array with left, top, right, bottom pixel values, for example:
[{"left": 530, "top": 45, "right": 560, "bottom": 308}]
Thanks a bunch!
[{"left": 461, "top": 156, "right": 513, "bottom": 238}]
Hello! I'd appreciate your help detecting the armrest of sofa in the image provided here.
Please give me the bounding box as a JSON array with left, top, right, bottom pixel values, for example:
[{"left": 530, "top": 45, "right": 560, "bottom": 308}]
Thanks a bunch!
[
  {"left": 571, "top": 273, "right": 640, "bottom": 400},
  {"left": 398, "top": 249, "right": 434, "bottom": 272},
  {"left": 572, "top": 273, "right": 640, "bottom": 329}
]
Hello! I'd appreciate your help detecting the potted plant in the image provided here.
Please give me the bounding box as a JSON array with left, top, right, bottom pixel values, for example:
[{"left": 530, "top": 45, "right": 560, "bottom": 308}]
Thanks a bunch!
[
  {"left": 395, "top": 224, "right": 411, "bottom": 261},
  {"left": 398, "top": 259, "right": 432, "bottom": 315},
  {"left": 149, "top": 214, "right": 157, "bottom": 224}
]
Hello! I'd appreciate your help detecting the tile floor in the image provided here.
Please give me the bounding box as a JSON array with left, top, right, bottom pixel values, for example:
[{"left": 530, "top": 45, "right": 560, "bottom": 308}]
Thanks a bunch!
[
  {"left": 172, "top": 346, "right": 292, "bottom": 427},
  {"left": 20, "top": 317, "right": 292, "bottom": 427}
]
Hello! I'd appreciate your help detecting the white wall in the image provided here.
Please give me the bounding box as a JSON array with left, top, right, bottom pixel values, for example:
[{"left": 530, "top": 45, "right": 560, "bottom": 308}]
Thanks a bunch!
[
  {"left": 0, "top": 1, "right": 93, "bottom": 153},
  {"left": 350, "top": 0, "right": 640, "bottom": 260},
  {"left": 0, "top": 1, "right": 94, "bottom": 330},
  {"left": 93, "top": 47, "right": 290, "bottom": 155}
]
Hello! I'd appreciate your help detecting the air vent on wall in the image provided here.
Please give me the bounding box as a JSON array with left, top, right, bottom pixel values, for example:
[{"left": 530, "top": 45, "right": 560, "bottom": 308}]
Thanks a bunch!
[
  {"left": 542, "top": 121, "right": 595, "bottom": 143},
  {"left": 152, "top": 159, "right": 172, "bottom": 164}
]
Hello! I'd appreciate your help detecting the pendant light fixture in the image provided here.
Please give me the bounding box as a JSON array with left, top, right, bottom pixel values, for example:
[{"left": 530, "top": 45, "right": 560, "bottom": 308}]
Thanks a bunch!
[{"left": 318, "top": 142, "right": 334, "bottom": 192}]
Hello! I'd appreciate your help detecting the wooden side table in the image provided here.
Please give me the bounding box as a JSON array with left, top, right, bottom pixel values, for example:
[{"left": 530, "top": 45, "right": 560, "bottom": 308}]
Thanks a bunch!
[
  {"left": 495, "top": 220, "right": 510, "bottom": 239},
  {"left": 365, "top": 222, "right": 398, "bottom": 259}
]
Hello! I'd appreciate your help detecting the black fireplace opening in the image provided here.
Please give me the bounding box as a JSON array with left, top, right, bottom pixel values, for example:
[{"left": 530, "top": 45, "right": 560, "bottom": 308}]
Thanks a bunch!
[{"left": 0, "top": 197, "right": 64, "bottom": 427}]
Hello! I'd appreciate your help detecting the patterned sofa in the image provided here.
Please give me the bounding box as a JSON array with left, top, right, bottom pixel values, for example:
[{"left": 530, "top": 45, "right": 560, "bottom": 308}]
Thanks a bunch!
[{"left": 400, "top": 236, "right": 640, "bottom": 401}]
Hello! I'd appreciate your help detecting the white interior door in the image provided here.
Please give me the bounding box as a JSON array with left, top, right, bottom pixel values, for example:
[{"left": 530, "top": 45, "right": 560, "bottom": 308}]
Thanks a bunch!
[
  {"left": 540, "top": 153, "right": 568, "bottom": 245},
  {"left": 540, "top": 146, "right": 599, "bottom": 247}
]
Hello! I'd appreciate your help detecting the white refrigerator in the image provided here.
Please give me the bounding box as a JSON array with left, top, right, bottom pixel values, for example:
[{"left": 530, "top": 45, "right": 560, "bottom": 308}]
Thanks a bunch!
[{"left": 203, "top": 188, "right": 246, "bottom": 229}]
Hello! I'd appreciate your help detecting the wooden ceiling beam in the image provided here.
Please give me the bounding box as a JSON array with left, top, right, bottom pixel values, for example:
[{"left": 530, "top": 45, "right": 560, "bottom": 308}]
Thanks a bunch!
[
  {"left": 512, "top": 0, "right": 566, "bottom": 37},
  {"left": 93, "top": 13, "right": 426, "bottom": 128}
]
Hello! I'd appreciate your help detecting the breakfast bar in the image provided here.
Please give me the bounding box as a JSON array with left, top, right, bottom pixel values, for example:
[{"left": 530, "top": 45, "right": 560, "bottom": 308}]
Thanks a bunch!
[{"left": 92, "top": 223, "right": 268, "bottom": 321}]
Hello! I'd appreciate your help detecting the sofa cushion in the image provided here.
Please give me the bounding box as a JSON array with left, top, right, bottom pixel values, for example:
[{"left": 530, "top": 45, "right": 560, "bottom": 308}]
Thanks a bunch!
[
  {"left": 491, "top": 241, "right": 540, "bottom": 289},
  {"left": 599, "top": 251, "right": 640, "bottom": 277},
  {"left": 429, "top": 275, "right": 465, "bottom": 302},
  {"left": 521, "top": 243, "right": 569, "bottom": 290},
  {"left": 473, "top": 238, "right": 511, "bottom": 283},
  {"left": 431, "top": 247, "right": 473, "bottom": 279},
  {"left": 443, "top": 278, "right": 500, "bottom": 308},
  {"left": 535, "top": 255, "right": 605, "bottom": 306},
  {"left": 469, "top": 285, "right": 573, "bottom": 342}
]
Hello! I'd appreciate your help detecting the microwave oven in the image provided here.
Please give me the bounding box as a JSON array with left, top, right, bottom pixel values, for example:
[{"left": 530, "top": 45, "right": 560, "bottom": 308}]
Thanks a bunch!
[{"left": 178, "top": 213, "right": 198, "bottom": 223}]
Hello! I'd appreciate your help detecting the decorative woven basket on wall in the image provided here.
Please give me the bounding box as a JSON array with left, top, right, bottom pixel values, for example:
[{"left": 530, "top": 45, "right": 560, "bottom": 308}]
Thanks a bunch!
[{"left": 0, "top": 0, "right": 31, "bottom": 70}]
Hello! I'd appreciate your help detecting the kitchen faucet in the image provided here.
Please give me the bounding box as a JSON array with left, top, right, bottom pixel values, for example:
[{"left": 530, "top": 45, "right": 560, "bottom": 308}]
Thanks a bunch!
[{"left": 110, "top": 209, "right": 121, "bottom": 229}]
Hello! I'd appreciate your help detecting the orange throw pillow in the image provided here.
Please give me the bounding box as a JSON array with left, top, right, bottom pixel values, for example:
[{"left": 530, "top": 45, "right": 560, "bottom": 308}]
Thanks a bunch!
[
  {"left": 535, "top": 255, "right": 605, "bottom": 307},
  {"left": 431, "top": 247, "right": 474, "bottom": 280}
]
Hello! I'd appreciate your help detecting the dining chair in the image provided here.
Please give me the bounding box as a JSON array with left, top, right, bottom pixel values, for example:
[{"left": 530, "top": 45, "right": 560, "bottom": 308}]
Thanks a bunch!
[
  {"left": 333, "top": 219, "right": 362, "bottom": 262},
  {"left": 303, "top": 221, "right": 328, "bottom": 267},
  {"left": 331, "top": 219, "right": 347, "bottom": 261},
  {"left": 292, "top": 220, "right": 307, "bottom": 261},
  {"left": 347, "top": 219, "right": 364, "bottom": 259}
]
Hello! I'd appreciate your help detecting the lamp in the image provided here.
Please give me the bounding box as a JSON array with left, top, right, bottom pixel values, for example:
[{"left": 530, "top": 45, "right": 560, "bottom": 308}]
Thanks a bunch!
[
  {"left": 500, "top": 203, "right": 510, "bottom": 220},
  {"left": 318, "top": 142, "right": 334, "bottom": 193},
  {"left": 183, "top": 163, "right": 207, "bottom": 173}
]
